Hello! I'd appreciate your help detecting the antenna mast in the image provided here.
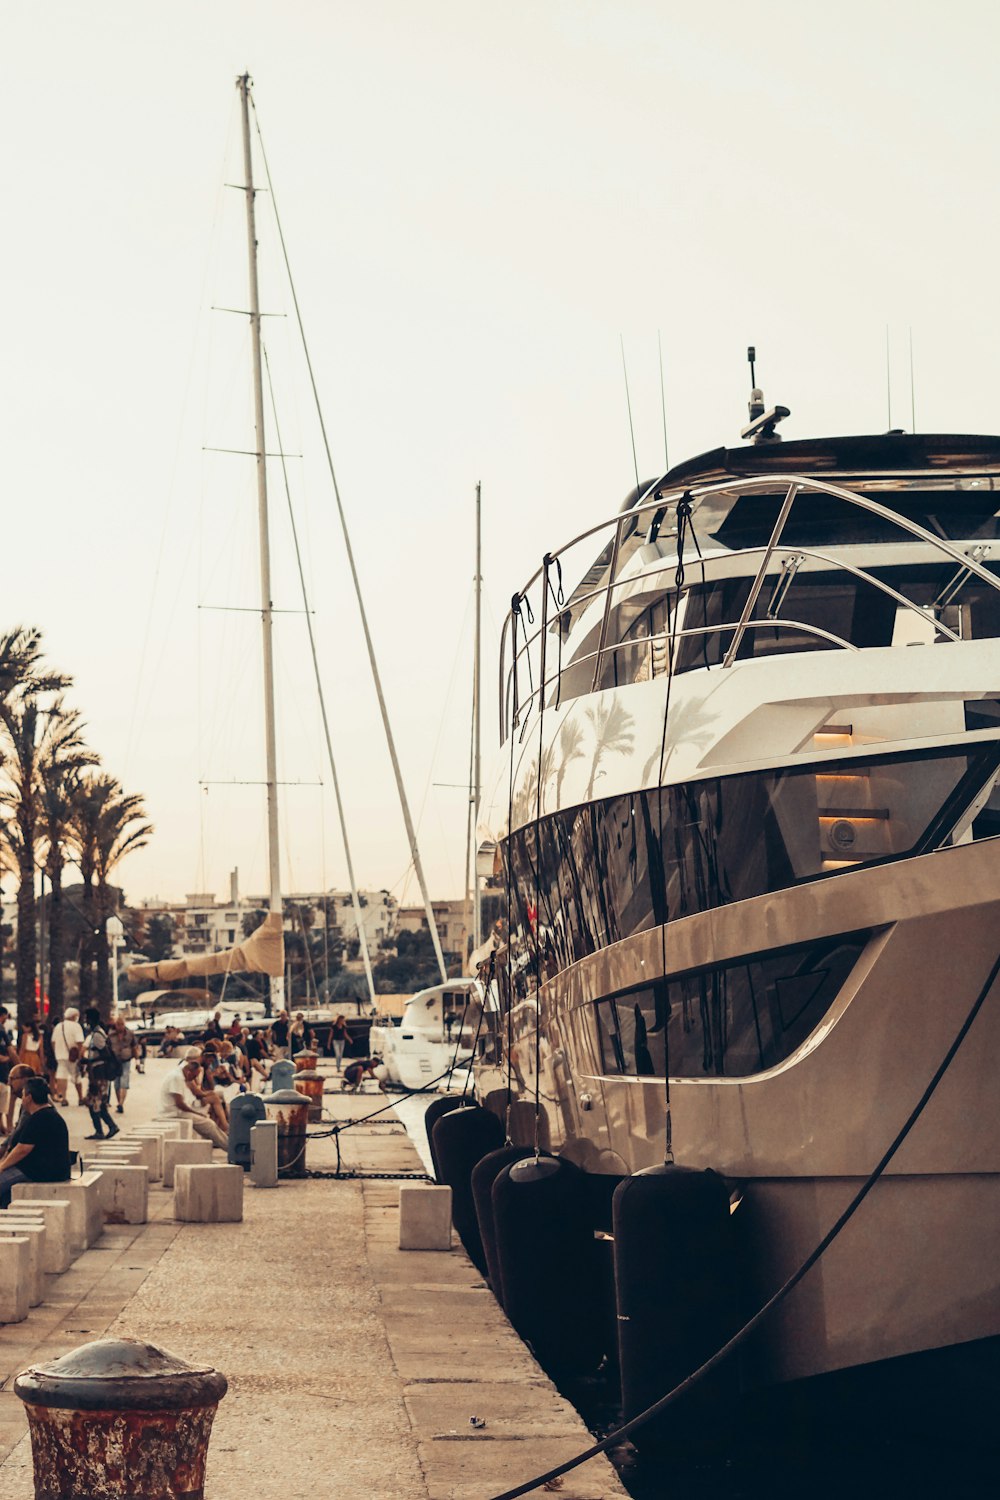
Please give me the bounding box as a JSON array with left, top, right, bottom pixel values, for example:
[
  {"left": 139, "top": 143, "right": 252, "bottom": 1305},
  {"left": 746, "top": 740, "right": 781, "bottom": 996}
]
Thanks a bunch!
[
  {"left": 473, "top": 481, "right": 482, "bottom": 951},
  {"left": 237, "top": 72, "right": 284, "bottom": 1012}
]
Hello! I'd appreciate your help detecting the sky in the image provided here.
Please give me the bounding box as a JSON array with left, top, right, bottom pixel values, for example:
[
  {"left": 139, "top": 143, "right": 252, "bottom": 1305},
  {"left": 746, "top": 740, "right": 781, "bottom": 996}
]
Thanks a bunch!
[{"left": 2, "top": 0, "right": 1000, "bottom": 912}]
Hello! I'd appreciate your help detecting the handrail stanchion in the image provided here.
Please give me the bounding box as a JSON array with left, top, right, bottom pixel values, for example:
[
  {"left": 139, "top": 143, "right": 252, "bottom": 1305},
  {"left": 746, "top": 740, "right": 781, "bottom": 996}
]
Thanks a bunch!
[{"left": 722, "top": 482, "right": 799, "bottom": 668}]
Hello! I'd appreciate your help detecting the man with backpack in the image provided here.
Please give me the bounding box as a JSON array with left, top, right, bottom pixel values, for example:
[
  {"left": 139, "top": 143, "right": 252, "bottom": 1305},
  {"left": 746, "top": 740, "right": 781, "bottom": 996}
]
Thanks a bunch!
[{"left": 81, "top": 1008, "right": 121, "bottom": 1140}]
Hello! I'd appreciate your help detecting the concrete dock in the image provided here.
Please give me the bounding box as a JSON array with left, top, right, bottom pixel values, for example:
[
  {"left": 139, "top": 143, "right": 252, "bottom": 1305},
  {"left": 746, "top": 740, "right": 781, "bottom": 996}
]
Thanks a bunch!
[{"left": 0, "top": 1059, "right": 626, "bottom": 1499}]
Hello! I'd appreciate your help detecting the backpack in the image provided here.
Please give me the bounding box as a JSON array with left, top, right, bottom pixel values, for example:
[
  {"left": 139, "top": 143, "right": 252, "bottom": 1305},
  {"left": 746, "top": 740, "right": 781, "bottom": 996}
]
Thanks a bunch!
[{"left": 88, "top": 1030, "right": 122, "bottom": 1083}]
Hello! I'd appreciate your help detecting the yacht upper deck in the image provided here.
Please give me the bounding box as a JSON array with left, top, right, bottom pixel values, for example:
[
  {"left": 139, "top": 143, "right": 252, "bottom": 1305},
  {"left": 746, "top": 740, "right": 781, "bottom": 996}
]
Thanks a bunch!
[{"left": 500, "top": 433, "right": 1000, "bottom": 741}]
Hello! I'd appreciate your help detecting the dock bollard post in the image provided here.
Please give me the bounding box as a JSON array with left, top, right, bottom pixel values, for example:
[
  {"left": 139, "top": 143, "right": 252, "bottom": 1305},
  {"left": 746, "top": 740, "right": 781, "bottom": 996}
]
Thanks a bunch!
[
  {"left": 294, "top": 1069, "right": 325, "bottom": 1122},
  {"left": 13, "top": 1337, "right": 228, "bottom": 1500},
  {"left": 263, "top": 1088, "right": 309, "bottom": 1178}
]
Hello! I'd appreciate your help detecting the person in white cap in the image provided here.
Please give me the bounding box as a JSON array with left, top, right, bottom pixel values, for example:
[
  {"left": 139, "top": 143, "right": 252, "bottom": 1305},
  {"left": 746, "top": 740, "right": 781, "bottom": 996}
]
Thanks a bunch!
[{"left": 51, "top": 1008, "right": 85, "bottom": 1107}]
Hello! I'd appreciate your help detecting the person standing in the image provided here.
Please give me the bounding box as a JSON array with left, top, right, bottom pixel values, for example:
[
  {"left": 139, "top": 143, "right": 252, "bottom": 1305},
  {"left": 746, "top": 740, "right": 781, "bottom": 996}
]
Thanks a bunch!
[
  {"left": 0, "top": 1008, "right": 20, "bottom": 1133},
  {"left": 17, "top": 1016, "right": 44, "bottom": 1074},
  {"left": 82, "top": 1007, "right": 120, "bottom": 1141},
  {"left": 329, "top": 1014, "right": 350, "bottom": 1072},
  {"left": 109, "top": 1015, "right": 139, "bottom": 1114},
  {"left": 51, "top": 1008, "right": 85, "bottom": 1107},
  {"left": 0, "top": 1077, "right": 71, "bottom": 1208},
  {"left": 269, "top": 1010, "right": 290, "bottom": 1059}
]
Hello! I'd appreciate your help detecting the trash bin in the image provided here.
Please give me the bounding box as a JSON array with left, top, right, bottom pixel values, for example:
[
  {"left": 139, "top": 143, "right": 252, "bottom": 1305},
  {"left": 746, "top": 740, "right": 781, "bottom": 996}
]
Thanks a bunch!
[
  {"left": 228, "top": 1092, "right": 267, "bottom": 1170},
  {"left": 263, "top": 1088, "right": 309, "bottom": 1178},
  {"left": 14, "top": 1337, "right": 227, "bottom": 1500}
]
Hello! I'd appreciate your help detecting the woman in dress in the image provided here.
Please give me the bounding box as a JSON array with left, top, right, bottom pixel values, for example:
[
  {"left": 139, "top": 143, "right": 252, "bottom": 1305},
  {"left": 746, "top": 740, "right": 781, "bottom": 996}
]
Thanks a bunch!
[{"left": 17, "top": 1016, "right": 44, "bottom": 1074}]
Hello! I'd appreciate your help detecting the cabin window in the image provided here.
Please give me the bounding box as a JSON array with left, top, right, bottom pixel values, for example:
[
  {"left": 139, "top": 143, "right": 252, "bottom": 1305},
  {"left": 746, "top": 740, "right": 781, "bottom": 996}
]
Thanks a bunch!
[
  {"left": 500, "top": 742, "right": 1000, "bottom": 1003},
  {"left": 713, "top": 489, "right": 1000, "bottom": 548},
  {"left": 673, "top": 572, "right": 897, "bottom": 670},
  {"left": 593, "top": 932, "right": 871, "bottom": 1078}
]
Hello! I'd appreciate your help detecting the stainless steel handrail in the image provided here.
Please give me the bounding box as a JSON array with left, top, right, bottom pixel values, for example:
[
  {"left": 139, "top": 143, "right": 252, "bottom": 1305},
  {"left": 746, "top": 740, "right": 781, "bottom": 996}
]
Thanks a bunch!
[
  {"left": 721, "top": 483, "right": 799, "bottom": 667},
  {"left": 507, "top": 615, "right": 861, "bottom": 725},
  {"left": 501, "top": 470, "right": 1000, "bottom": 737},
  {"left": 503, "top": 537, "right": 966, "bottom": 729}
]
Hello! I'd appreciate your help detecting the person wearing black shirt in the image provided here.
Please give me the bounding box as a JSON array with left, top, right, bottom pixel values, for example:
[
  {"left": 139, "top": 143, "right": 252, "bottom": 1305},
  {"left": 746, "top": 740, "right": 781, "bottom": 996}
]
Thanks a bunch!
[
  {"left": 0, "top": 1077, "right": 70, "bottom": 1207},
  {"left": 243, "top": 1030, "right": 270, "bottom": 1089},
  {"left": 269, "top": 1012, "right": 290, "bottom": 1058}
]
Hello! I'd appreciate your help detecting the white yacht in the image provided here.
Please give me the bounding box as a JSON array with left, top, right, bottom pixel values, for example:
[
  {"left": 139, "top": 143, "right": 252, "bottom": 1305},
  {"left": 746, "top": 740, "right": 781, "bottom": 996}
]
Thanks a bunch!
[
  {"left": 371, "top": 977, "right": 483, "bottom": 1091},
  {"left": 474, "top": 395, "right": 1000, "bottom": 1398}
]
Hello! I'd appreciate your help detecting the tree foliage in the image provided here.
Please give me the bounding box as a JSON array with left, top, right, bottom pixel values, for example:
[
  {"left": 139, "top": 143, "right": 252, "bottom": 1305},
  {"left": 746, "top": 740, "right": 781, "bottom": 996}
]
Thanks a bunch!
[{"left": 0, "top": 628, "right": 152, "bottom": 1024}]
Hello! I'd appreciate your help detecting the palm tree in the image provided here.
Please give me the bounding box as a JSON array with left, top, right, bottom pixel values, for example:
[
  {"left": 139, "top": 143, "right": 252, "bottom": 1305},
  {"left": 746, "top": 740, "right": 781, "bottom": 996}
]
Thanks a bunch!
[
  {"left": 0, "top": 629, "right": 70, "bottom": 1024},
  {"left": 94, "top": 779, "right": 152, "bottom": 1014},
  {"left": 37, "top": 702, "right": 97, "bottom": 1023},
  {"left": 1, "top": 697, "right": 78, "bottom": 1025},
  {"left": 69, "top": 775, "right": 103, "bottom": 1008}
]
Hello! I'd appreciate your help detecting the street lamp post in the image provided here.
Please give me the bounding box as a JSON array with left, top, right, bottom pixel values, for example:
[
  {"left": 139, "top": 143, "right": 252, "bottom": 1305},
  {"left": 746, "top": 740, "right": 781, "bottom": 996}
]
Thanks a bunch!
[{"left": 107, "top": 915, "right": 125, "bottom": 1017}]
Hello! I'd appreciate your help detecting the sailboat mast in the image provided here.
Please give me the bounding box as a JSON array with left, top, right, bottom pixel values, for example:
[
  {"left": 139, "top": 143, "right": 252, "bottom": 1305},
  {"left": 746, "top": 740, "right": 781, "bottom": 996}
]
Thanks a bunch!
[
  {"left": 238, "top": 72, "right": 283, "bottom": 1011},
  {"left": 473, "top": 481, "right": 482, "bottom": 951}
]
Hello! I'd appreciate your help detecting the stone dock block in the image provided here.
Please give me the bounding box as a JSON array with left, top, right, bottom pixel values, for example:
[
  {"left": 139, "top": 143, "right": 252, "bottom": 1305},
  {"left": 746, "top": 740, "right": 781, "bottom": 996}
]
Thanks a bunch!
[
  {"left": 83, "top": 1161, "right": 149, "bottom": 1224},
  {"left": 113, "top": 1134, "right": 158, "bottom": 1179},
  {"left": 162, "top": 1138, "right": 213, "bottom": 1188},
  {"left": 91, "top": 1145, "right": 142, "bottom": 1166},
  {"left": 125, "top": 1130, "right": 167, "bottom": 1178},
  {"left": 0, "top": 1236, "right": 30, "bottom": 1323},
  {"left": 12, "top": 1171, "right": 103, "bottom": 1251},
  {"left": 0, "top": 1220, "right": 45, "bottom": 1306},
  {"left": 399, "top": 1183, "right": 453, "bottom": 1251},
  {"left": 1, "top": 1201, "right": 72, "bottom": 1273},
  {"left": 174, "top": 1163, "right": 244, "bottom": 1223}
]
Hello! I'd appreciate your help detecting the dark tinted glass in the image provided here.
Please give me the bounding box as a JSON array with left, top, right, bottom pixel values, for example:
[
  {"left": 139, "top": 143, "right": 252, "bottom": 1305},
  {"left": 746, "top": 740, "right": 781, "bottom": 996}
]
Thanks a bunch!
[
  {"left": 501, "top": 744, "right": 1000, "bottom": 1005},
  {"left": 593, "top": 933, "right": 869, "bottom": 1079},
  {"left": 713, "top": 490, "right": 1000, "bottom": 547}
]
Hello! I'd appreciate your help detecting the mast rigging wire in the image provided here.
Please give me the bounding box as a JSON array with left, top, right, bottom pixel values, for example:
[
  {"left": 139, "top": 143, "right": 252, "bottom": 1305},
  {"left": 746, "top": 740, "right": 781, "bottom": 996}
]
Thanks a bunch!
[
  {"left": 261, "top": 341, "right": 376, "bottom": 1003},
  {"left": 248, "top": 86, "right": 447, "bottom": 985},
  {"left": 620, "top": 335, "right": 641, "bottom": 497}
]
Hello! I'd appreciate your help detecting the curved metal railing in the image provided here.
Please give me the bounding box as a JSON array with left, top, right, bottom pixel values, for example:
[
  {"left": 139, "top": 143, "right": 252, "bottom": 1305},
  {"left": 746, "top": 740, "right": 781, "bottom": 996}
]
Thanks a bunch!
[{"left": 500, "top": 471, "right": 1000, "bottom": 739}]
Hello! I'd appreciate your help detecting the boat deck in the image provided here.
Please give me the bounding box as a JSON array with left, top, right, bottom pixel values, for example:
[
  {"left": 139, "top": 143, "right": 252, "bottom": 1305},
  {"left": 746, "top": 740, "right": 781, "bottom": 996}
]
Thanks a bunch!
[{"left": 0, "top": 1061, "right": 625, "bottom": 1500}]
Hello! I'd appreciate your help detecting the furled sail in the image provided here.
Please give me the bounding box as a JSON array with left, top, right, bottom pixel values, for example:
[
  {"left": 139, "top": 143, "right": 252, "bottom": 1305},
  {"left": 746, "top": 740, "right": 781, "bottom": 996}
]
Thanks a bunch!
[{"left": 128, "top": 910, "right": 284, "bottom": 982}]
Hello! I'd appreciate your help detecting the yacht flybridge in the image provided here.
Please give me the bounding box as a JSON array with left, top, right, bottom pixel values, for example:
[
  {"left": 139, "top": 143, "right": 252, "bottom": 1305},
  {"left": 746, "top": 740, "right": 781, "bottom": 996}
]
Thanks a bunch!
[{"left": 472, "top": 398, "right": 1000, "bottom": 1405}]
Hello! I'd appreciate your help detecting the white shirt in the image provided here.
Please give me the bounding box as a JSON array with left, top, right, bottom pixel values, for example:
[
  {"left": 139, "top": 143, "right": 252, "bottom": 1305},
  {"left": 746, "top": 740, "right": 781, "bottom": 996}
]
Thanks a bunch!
[
  {"left": 52, "top": 1020, "right": 84, "bottom": 1061},
  {"left": 157, "top": 1064, "right": 198, "bottom": 1118}
]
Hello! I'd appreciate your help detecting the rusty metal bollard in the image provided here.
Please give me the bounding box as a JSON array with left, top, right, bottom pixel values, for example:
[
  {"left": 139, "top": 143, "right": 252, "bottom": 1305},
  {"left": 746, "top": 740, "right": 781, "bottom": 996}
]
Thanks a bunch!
[
  {"left": 294, "top": 1069, "right": 325, "bottom": 1122},
  {"left": 292, "top": 1048, "right": 318, "bottom": 1073},
  {"left": 14, "top": 1337, "right": 227, "bottom": 1500},
  {"left": 263, "top": 1088, "right": 309, "bottom": 1178}
]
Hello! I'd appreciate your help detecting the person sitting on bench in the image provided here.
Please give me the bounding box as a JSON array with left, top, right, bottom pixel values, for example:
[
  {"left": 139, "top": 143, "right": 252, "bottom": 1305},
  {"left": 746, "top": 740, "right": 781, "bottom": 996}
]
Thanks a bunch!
[{"left": 0, "top": 1077, "right": 71, "bottom": 1208}]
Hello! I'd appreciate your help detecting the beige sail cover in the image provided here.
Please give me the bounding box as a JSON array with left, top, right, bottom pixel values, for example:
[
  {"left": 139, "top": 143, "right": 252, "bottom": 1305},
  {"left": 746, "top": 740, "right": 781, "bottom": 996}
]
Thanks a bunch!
[{"left": 128, "top": 910, "right": 284, "bottom": 983}]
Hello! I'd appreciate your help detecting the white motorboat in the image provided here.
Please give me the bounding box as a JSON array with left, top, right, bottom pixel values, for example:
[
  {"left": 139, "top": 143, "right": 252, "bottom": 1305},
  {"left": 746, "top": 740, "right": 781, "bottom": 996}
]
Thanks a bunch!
[{"left": 371, "top": 977, "right": 483, "bottom": 1091}]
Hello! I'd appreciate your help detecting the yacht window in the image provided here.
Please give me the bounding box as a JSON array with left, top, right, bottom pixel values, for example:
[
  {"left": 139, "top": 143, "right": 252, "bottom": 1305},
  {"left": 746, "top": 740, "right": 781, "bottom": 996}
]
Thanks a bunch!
[
  {"left": 713, "top": 490, "right": 1000, "bottom": 548},
  {"left": 500, "top": 742, "right": 1000, "bottom": 1004},
  {"left": 674, "top": 573, "right": 896, "bottom": 671},
  {"left": 593, "top": 932, "right": 871, "bottom": 1078},
  {"left": 598, "top": 595, "right": 673, "bottom": 688},
  {"left": 870, "top": 562, "right": 1000, "bottom": 642}
]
